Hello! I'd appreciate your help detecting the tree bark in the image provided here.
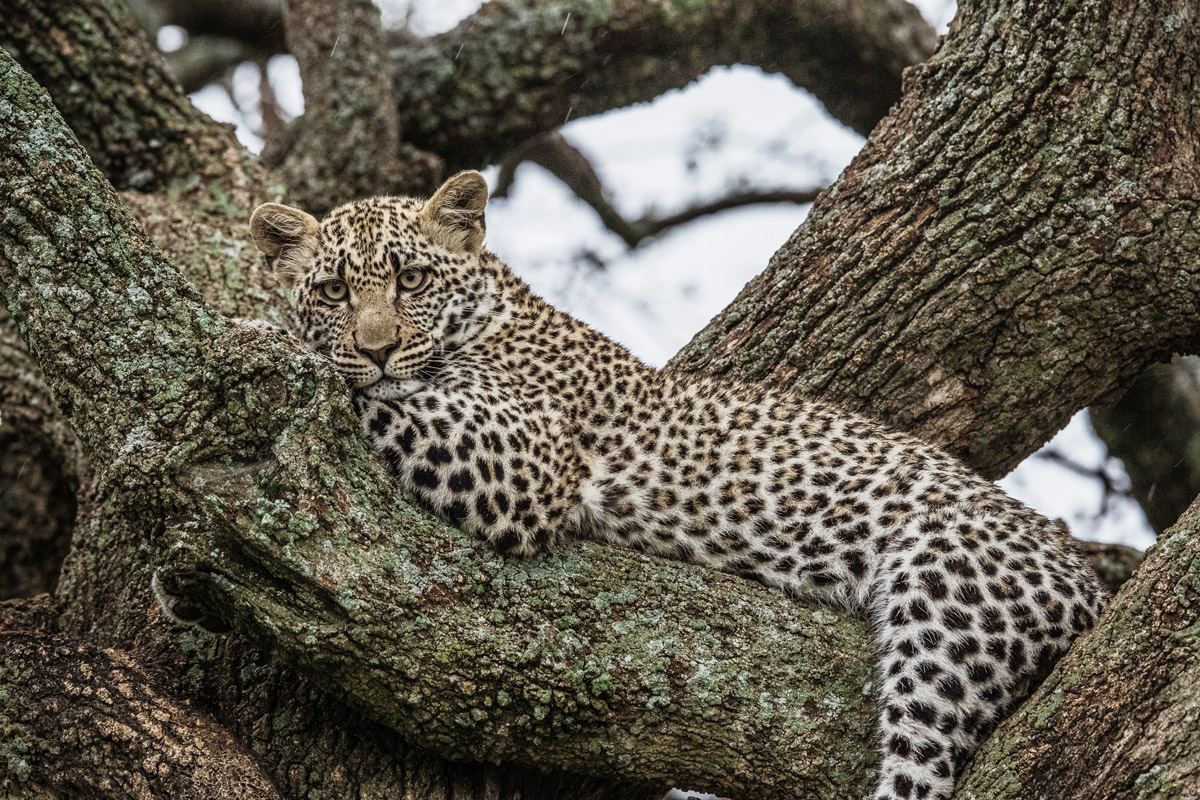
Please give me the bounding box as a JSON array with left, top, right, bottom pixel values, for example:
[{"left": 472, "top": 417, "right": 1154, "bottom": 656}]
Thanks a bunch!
[
  {"left": 0, "top": 307, "right": 87, "bottom": 599},
  {"left": 668, "top": 0, "right": 1200, "bottom": 482},
  {"left": 0, "top": 0, "right": 286, "bottom": 324},
  {"left": 273, "top": 0, "right": 432, "bottom": 213},
  {"left": 0, "top": 597, "right": 286, "bottom": 800},
  {"left": 1090, "top": 357, "right": 1200, "bottom": 535},
  {"left": 0, "top": 0, "right": 251, "bottom": 192},
  {"left": 0, "top": 4, "right": 655, "bottom": 799}
]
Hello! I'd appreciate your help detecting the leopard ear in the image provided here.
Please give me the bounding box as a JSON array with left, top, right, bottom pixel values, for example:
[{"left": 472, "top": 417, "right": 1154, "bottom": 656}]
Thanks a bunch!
[
  {"left": 422, "top": 171, "right": 488, "bottom": 252},
  {"left": 249, "top": 203, "right": 320, "bottom": 288}
]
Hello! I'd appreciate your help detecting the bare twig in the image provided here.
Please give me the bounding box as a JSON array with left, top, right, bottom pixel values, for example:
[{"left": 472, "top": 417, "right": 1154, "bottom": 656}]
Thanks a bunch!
[
  {"left": 496, "top": 133, "right": 822, "bottom": 248},
  {"left": 1033, "top": 449, "right": 1132, "bottom": 516}
]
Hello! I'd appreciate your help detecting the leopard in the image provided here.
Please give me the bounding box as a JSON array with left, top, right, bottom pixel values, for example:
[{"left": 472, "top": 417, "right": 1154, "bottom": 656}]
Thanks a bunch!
[{"left": 162, "top": 169, "right": 1108, "bottom": 800}]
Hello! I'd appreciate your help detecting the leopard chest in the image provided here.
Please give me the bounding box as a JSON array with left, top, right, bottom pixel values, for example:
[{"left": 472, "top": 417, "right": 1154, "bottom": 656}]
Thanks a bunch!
[{"left": 356, "top": 378, "right": 586, "bottom": 539}]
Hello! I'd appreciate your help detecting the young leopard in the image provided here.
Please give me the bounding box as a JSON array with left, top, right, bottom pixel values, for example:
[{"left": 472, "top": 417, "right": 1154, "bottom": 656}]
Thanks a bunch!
[{"left": 244, "top": 171, "right": 1107, "bottom": 800}]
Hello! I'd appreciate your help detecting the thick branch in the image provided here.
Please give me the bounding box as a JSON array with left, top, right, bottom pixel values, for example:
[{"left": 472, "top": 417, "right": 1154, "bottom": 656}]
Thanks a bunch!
[
  {"left": 2, "top": 8, "right": 657, "bottom": 799},
  {"left": 668, "top": 0, "right": 1200, "bottom": 480},
  {"left": 1090, "top": 357, "right": 1200, "bottom": 535},
  {"left": 275, "top": 0, "right": 430, "bottom": 212},
  {"left": 0, "top": 50, "right": 880, "bottom": 797},
  {"left": 0, "top": 0, "right": 251, "bottom": 191},
  {"left": 0, "top": 598, "right": 285, "bottom": 800},
  {"left": 2, "top": 0, "right": 284, "bottom": 323},
  {"left": 388, "top": 0, "right": 936, "bottom": 169}
]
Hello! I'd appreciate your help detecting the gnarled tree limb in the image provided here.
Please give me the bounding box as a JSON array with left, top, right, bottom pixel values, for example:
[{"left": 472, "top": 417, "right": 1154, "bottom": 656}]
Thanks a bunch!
[
  {"left": 0, "top": 598, "right": 286, "bottom": 800},
  {"left": 668, "top": 0, "right": 1200, "bottom": 481},
  {"left": 388, "top": 0, "right": 935, "bottom": 169}
]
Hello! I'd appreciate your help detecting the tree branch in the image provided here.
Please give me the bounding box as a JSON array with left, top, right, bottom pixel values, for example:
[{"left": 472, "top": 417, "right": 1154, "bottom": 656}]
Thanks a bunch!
[
  {"left": 1089, "top": 357, "right": 1200, "bottom": 535},
  {"left": 1, "top": 2, "right": 1183, "bottom": 798},
  {"left": 0, "top": 0, "right": 253, "bottom": 191},
  {"left": 141, "top": 0, "right": 935, "bottom": 168},
  {"left": 0, "top": 598, "right": 286, "bottom": 800},
  {"left": 497, "top": 133, "right": 822, "bottom": 248},
  {"left": 668, "top": 0, "right": 1200, "bottom": 480},
  {"left": 164, "top": 34, "right": 265, "bottom": 94},
  {"left": 274, "top": 0, "right": 435, "bottom": 212},
  {"left": 1, "top": 0, "right": 285, "bottom": 323},
  {"left": 147, "top": 0, "right": 286, "bottom": 53},
  {"left": 0, "top": 8, "right": 660, "bottom": 799},
  {"left": 387, "top": 0, "right": 936, "bottom": 172},
  {"left": 632, "top": 189, "right": 824, "bottom": 245}
]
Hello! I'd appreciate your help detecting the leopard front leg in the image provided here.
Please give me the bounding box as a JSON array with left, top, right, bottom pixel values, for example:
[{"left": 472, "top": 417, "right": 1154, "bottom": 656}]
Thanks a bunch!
[{"left": 355, "top": 393, "right": 576, "bottom": 555}]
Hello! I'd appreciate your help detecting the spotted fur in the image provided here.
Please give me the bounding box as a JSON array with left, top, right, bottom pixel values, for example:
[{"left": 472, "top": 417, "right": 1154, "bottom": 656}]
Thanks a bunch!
[{"left": 246, "top": 171, "right": 1107, "bottom": 800}]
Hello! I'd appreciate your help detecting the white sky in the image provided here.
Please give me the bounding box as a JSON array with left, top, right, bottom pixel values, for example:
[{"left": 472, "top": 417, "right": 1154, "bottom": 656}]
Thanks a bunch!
[{"left": 186, "top": 0, "right": 1155, "bottom": 550}]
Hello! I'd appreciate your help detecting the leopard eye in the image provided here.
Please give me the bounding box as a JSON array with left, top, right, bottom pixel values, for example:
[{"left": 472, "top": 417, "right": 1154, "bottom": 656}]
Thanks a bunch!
[
  {"left": 319, "top": 280, "right": 348, "bottom": 302},
  {"left": 398, "top": 267, "right": 427, "bottom": 292}
]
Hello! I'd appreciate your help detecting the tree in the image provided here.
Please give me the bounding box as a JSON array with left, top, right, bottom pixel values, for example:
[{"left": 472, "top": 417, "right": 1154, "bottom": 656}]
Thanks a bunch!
[{"left": 0, "top": 0, "right": 1196, "bottom": 798}]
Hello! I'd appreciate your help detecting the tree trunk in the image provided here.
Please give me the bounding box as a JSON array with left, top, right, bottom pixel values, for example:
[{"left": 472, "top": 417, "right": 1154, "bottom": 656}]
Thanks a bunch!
[
  {"left": 668, "top": 0, "right": 1200, "bottom": 482},
  {"left": 1090, "top": 357, "right": 1200, "bottom": 535}
]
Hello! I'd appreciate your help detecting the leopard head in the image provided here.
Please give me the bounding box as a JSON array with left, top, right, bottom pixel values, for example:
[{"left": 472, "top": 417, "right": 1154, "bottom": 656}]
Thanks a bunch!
[{"left": 250, "top": 171, "right": 504, "bottom": 399}]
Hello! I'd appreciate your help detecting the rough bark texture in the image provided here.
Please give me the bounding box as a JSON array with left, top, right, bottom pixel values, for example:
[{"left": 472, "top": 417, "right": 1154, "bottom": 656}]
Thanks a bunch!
[
  {"left": 0, "top": 0, "right": 247, "bottom": 192},
  {"left": 0, "top": 0, "right": 286, "bottom": 324},
  {"left": 274, "top": 0, "right": 431, "bottom": 213},
  {"left": 1090, "top": 357, "right": 1200, "bottom": 535},
  {"left": 956, "top": 495, "right": 1200, "bottom": 799},
  {"left": 141, "top": 0, "right": 935, "bottom": 158},
  {"left": 669, "top": 0, "right": 1200, "bottom": 482},
  {"left": 0, "top": 598, "right": 286, "bottom": 800}
]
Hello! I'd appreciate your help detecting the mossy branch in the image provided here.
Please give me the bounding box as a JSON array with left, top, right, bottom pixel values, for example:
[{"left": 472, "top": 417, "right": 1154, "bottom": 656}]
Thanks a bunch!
[{"left": 668, "top": 0, "right": 1200, "bottom": 480}]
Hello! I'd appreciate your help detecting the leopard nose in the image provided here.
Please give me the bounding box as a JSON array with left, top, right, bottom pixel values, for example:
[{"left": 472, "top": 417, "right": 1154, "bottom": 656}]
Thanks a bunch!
[{"left": 359, "top": 342, "right": 398, "bottom": 368}]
